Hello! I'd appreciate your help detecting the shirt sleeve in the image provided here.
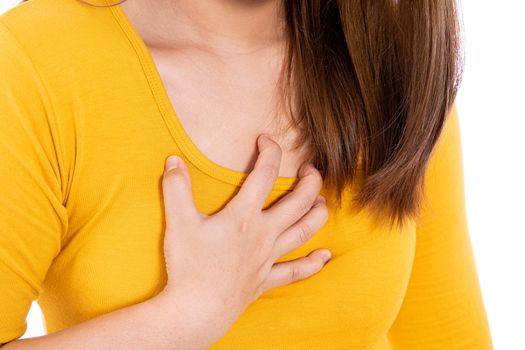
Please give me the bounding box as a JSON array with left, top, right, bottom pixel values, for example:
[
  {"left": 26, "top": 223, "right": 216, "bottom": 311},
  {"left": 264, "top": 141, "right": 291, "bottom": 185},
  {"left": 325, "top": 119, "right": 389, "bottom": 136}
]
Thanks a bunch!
[
  {"left": 386, "top": 105, "right": 493, "bottom": 349},
  {"left": 0, "top": 19, "right": 68, "bottom": 344}
]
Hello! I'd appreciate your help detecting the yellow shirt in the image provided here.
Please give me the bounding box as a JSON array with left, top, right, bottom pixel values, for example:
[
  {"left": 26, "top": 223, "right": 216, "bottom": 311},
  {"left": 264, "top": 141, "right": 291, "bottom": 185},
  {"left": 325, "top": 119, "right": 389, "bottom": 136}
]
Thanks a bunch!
[{"left": 0, "top": 0, "right": 492, "bottom": 348}]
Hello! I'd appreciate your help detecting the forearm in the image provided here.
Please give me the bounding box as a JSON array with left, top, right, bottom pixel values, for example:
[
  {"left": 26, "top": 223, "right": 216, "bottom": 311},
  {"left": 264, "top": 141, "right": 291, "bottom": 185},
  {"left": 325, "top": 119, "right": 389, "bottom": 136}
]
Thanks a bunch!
[{"left": 1, "top": 291, "right": 226, "bottom": 350}]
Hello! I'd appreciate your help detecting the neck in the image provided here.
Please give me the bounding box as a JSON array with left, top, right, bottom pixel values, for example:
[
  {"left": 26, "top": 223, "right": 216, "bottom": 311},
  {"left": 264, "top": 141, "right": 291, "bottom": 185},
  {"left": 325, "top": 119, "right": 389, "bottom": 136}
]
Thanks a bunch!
[{"left": 121, "top": 0, "right": 286, "bottom": 54}]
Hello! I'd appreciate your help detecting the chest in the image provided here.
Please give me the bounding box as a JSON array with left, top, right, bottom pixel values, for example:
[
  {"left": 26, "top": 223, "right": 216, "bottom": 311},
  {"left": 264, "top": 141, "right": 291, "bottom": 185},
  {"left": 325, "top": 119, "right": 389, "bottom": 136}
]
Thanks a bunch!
[
  {"left": 148, "top": 46, "right": 309, "bottom": 178},
  {"left": 42, "top": 133, "right": 416, "bottom": 347},
  {"left": 40, "top": 43, "right": 416, "bottom": 347}
]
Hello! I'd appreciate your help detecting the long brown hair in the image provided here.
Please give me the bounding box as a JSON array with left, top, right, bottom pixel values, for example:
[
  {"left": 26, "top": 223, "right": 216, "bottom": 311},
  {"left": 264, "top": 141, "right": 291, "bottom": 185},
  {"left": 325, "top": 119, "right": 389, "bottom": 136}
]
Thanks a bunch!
[
  {"left": 279, "top": 1, "right": 463, "bottom": 230},
  {"left": 34, "top": 0, "right": 463, "bottom": 230}
]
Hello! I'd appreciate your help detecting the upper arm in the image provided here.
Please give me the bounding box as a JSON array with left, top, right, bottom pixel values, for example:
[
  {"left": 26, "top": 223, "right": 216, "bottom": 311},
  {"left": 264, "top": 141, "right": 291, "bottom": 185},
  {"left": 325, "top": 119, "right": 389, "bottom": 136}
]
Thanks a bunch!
[
  {"left": 387, "top": 105, "right": 493, "bottom": 349},
  {"left": 0, "top": 19, "right": 67, "bottom": 344}
]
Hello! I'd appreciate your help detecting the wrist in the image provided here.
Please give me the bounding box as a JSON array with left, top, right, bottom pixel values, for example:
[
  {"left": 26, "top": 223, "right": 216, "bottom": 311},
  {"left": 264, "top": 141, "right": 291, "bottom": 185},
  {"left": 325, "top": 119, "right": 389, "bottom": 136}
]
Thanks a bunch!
[{"left": 150, "top": 289, "right": 232, "bottom": 348}]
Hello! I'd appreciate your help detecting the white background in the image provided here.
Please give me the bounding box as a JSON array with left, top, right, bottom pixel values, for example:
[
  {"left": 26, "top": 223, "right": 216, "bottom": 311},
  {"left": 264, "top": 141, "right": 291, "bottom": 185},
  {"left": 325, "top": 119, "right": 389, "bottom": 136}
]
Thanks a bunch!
[{"left": 1, "top": 0, "right": 524, "bottom": 348}]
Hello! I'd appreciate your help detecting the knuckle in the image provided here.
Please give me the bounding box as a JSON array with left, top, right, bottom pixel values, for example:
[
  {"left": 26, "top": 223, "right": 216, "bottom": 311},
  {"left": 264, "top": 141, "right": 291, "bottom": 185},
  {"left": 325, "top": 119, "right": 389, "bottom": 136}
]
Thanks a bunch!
[
  {"left": 163, "top": 170, "right": 183, "bottom": 186},
  {"left": 298, "top": 222, "right": 313, "bottom": 244},
  {"left": 289, "top": 264, "right": 301, "bottom": 282},
  {"left": 259, "top": 164, "right": 279, "bottom": 181},
  {"left": 236, "top": 213, "right": 254, "bottom": 234},
  {"left": 297, "top": 197, "right": 312, "bottom": 214},
  {"left": 238, "top": 217, "right": 252, "bottom": 233}
]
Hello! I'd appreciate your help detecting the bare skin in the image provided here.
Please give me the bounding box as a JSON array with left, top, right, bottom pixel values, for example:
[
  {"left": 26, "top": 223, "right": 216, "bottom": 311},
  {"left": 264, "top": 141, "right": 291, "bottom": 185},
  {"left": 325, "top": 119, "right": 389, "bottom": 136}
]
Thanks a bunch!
[
  {"left": 1, "top": 0, "right": 332, "bottom": 348},
  {"left": 119, "top": 0, "right": 311, "bottom": 176}
]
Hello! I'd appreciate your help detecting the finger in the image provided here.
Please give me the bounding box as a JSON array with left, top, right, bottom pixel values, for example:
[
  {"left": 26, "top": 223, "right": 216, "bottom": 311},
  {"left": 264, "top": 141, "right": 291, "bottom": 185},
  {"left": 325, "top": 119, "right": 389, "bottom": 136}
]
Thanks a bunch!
[
  {"left": 271, "top": 196, "right": 329, "bottom": 260},
  {"left": 162, "top": 155, "right": 202, "bottom": 228},
  {"left": 258, "top": 249, "right": 331, "bottom": 295},
  {"left": 262, "top": 161, "right": 324, "bottom": 234},
  {"left": 225, "top": 134, "right": 283, "bottom": 215}
]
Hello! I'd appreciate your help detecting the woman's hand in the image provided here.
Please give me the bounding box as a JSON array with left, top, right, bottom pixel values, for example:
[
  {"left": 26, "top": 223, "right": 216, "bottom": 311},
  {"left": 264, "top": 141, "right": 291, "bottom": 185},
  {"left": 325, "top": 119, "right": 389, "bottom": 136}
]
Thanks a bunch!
[
  {"left": 0, "top": 135, "right": 329, "bottom": 350},
  {"left": 157, "top": 134, "right": 331, "bottom": 343}
]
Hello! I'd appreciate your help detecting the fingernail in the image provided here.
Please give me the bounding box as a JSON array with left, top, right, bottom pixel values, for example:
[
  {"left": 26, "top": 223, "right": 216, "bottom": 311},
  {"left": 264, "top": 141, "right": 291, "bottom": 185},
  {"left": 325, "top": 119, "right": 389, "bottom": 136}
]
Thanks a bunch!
[
  {"left": 165, "top": 155, "right": 180, "bottom": 172},
  {"left": 312, "top": 195, "right": 324, "bottom": 207},
  {"left": 299, "top": 162, "right": 314, "bottom": 177},
  {"left": 258, "top": 133, "right": 272, "bottom": 146},
  {"left": 321, "top": 250, "right": 332, "bottom": 263}
]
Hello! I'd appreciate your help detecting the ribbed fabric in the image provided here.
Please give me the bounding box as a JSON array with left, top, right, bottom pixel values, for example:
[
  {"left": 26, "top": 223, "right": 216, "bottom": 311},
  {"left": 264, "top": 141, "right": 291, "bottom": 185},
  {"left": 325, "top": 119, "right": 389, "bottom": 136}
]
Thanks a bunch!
[{"left": 0, "top": 0, "right": 492, "bottom": 348}]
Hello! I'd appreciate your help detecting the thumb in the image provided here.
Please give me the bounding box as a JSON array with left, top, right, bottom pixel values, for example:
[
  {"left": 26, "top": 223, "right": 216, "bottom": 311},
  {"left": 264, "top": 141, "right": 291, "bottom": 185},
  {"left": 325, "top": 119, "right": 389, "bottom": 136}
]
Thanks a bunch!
[{"left": 162, "top": 155, "right": 200, "bottom": 227}]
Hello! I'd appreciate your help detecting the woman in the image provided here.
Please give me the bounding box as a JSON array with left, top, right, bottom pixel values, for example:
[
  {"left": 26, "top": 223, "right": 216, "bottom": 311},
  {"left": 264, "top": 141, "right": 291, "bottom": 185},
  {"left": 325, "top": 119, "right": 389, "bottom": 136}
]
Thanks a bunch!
[{"left": 0, "top": 0, "right": 493, "bottom": 348}]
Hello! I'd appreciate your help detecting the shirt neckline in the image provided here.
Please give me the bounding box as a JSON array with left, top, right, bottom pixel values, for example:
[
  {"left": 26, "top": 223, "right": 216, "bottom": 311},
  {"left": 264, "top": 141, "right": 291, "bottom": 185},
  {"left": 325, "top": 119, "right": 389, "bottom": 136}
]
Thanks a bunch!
[{"left": 107, "top": 1, "right": 300, "bottom": 191}]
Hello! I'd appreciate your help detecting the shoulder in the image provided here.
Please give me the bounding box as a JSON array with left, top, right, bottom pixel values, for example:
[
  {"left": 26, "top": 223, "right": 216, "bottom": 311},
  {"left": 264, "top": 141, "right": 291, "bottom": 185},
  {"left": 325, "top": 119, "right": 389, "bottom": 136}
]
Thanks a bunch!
[
  {"left": 0, "top": 0, "right": 104, "bottom": 189},
  {"left": 0, "top": 0, "right": 80, "bottom": 117},
  {"left": 1, "top": 0, "right": 118, "bottom": 73},
  {"left": 1, "top": 0, "right": 81, "bottom": 44},
  {"left": 0, "top": 0, "right": 127, "bottom": 124}
]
